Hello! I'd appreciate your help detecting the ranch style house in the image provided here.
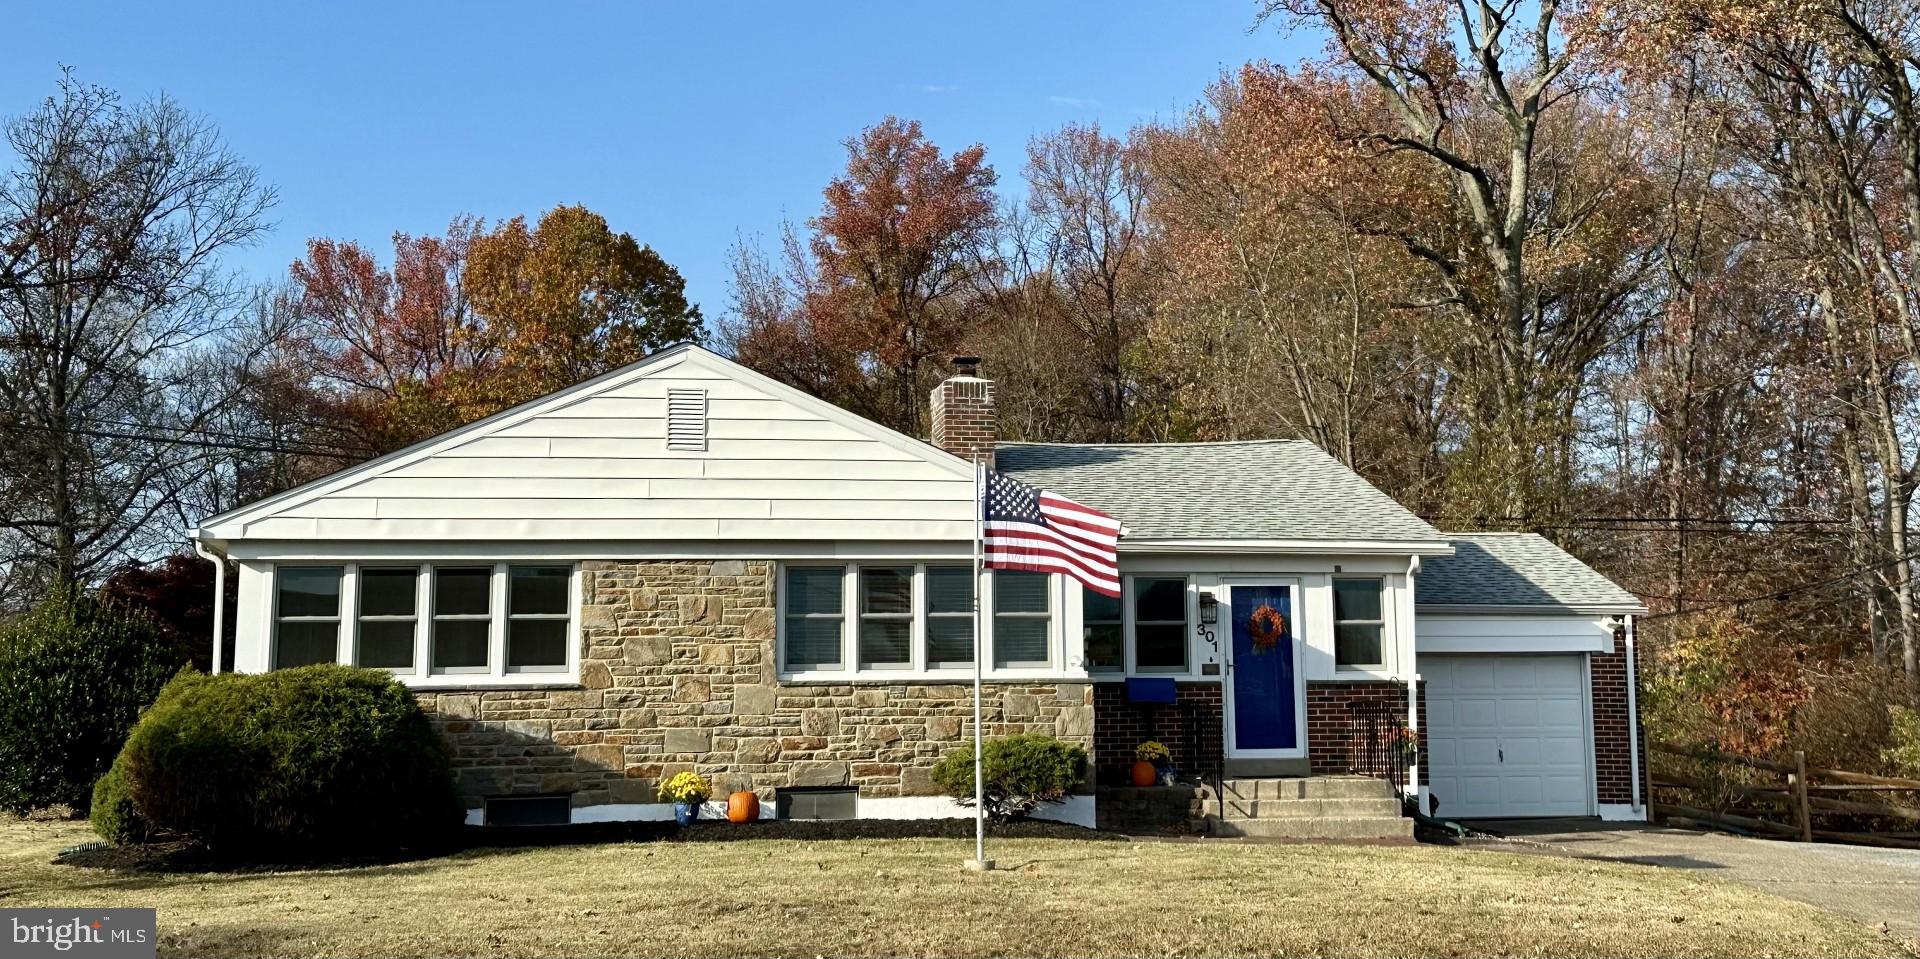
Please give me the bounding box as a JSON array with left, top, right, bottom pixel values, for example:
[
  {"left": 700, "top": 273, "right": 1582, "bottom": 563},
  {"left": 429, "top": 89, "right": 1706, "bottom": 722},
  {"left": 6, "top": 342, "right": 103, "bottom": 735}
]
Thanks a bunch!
[{"left": 190, "top": 344, "right": 1649, "bottom": 835}]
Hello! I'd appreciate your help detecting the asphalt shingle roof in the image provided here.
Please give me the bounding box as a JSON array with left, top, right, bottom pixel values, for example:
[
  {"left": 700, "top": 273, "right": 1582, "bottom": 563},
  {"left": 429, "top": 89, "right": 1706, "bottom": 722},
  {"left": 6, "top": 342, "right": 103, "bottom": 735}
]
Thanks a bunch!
[
  {"left": 1419, "top": 533, "right": 1644, "bottom": 610},
  {"left": 993, "top": 440, "right": 1444, "bottom": 543}
]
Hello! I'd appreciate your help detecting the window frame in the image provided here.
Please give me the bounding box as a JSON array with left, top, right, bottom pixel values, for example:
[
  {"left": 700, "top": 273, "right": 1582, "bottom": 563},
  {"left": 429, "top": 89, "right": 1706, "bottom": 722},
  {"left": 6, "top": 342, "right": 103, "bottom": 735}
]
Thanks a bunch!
[
  {"left": 991, "top": 570, "right": 1053, "bottom": 670},
  {"left": 923, "top": 564, "right": 976, "bottom": 671},
  {"left": 272, "top": 565, "right": 345, "bottom": 670},
  {"left": 1128, "top": 575, "right": 1192, "bottom": 675},
  {"left": 780, "top": 565, "right": 849, "bottom": 672},
  {"left": 1079, "top": 584, "right": 1125, "bottom": 677},
  {"left": 354, "top": 565, "right": 422, "bottom": 672},
  {"left": 776, "top": 561, "right": 1065, "bottom": 680},
  {"left": 1331, "top": 576, "right": 1388, "bottom": 672},
  {"left": 856, "top": 565, "right": 915, "bottom": 671},
  {"left": 506, "top": 565, "right": 575, "bottom": 674},
  {"left": 268, "top": 562, "right": 579, "bottom": 687},
  {"left": 430, "top": 565, "right": 497, "bottom": 676}
]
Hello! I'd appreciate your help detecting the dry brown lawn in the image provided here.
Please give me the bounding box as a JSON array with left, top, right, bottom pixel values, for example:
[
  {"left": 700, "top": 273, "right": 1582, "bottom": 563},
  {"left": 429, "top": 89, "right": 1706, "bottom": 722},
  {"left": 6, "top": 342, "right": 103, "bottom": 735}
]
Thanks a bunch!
[{"left": 0, "top": 818, "right": 1904, "bottom": 958}]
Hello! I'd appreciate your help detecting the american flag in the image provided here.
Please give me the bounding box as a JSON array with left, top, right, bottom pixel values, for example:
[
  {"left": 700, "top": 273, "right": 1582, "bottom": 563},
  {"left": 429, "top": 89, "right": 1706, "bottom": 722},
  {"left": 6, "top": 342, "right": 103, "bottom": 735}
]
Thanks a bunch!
[{"left": 981, "top": 469, "right": 1122, "bottom": 597}]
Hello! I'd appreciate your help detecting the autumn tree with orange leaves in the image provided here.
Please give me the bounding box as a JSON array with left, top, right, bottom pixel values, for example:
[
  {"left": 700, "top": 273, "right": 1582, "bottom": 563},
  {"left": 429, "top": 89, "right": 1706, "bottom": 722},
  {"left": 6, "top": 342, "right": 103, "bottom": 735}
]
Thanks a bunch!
[
  {"left": 284, "top": 205, "right": 701, "bottom": 458},
  {"left": 727, "top": 117, "right": 996, "bottom": 436}
]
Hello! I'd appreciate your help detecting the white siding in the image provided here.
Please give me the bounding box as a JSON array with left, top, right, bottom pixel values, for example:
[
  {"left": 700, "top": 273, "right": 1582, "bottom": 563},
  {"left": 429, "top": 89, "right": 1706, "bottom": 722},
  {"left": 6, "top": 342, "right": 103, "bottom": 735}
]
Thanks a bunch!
[
  {"left": 1416, "top": 614, "right": 1614, "bottom": 654},
  {"left": 202, "top": 350, "right": 975, "bottom": 543}
]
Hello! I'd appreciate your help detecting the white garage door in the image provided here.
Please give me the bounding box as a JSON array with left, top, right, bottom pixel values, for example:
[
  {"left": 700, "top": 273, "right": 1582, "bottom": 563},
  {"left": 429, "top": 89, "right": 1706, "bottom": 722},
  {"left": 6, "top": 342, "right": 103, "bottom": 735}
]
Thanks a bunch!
[{"left": 1425, "top": 654, "right": 1591, "bottom": 818}]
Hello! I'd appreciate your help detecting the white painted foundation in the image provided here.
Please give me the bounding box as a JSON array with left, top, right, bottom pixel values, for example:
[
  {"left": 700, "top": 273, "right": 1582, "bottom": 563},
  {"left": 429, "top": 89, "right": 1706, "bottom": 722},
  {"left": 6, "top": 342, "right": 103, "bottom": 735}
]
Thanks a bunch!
[{"left": 463, "top": 794, "right": 1098, "bottom": 828}]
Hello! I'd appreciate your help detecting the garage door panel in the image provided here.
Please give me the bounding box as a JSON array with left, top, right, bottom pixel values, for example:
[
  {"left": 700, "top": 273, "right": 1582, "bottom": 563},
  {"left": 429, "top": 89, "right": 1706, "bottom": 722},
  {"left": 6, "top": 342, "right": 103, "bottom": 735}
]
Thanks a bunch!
[
  {"left": 1456, "top": 737, "right": 1499, "bottom": 765},
  {"left": 1424, "top": 653, "right": 1592, "bottom": 819},
  {"left": 1497, "top": 698, "right": 1540, "bottom": 726},
  {"left": 1539, "top": 698, "right": 1583, "bottom": 726},
  {"left": 1457, "top": 699, "right": 1500, "bottom": 727}
]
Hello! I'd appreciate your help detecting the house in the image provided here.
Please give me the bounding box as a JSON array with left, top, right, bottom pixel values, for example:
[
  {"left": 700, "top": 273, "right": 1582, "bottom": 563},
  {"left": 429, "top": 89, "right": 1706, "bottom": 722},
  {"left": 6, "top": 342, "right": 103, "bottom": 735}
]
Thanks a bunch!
[{"left": 190, "top": 344, "right": 1649, "bottom": 832}]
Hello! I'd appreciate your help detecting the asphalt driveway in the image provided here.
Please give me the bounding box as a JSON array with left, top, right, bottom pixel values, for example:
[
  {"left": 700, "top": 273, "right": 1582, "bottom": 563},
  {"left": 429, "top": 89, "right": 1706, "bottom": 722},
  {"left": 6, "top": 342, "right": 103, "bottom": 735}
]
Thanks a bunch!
[{"left": 1461, "top": 819, "right": 1920, "bottom": 945}]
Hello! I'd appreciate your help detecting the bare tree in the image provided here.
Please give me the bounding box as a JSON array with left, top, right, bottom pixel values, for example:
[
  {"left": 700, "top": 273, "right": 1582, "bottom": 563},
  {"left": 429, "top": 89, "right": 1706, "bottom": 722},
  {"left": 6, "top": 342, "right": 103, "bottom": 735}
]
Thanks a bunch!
[{"left": 0, "top": 75, "right": 275, "bottom": 596}]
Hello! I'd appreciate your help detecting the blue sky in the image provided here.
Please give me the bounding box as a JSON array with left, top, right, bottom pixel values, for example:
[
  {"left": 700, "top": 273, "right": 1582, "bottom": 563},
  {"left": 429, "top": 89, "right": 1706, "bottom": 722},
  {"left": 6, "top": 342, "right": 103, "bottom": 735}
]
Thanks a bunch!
[{"left": 5, "top": 2, "right": 1309, "bottom": 316}]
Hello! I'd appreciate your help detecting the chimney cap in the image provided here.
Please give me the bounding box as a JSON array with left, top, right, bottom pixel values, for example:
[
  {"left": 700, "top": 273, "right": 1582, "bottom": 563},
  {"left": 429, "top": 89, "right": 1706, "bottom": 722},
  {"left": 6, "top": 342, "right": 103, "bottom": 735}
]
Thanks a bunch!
[{"left": 951, "top": 355, "right": 981, "bottom": 376}]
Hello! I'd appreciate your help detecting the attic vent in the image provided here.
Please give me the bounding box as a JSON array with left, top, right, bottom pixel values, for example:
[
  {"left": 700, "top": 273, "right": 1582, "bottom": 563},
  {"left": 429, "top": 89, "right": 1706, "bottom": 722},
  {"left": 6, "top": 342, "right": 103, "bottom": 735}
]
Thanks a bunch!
[{"left": 666, "top": 388, "right": 707, "bottom": 451}]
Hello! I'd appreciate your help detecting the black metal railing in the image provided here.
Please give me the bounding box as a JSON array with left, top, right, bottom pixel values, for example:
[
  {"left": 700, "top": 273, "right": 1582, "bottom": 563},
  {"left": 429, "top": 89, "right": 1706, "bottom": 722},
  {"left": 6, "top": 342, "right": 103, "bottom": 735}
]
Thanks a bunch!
[{"left": 1344, "top": 697, "right": 1414, "bottom": 793}]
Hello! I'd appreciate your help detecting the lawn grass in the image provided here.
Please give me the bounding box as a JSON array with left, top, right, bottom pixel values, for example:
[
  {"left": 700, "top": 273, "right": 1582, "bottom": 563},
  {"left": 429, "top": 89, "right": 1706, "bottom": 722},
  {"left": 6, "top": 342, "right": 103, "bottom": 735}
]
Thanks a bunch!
[{"left": 0, "top": 817, "right": 1903, "bottom": 958}]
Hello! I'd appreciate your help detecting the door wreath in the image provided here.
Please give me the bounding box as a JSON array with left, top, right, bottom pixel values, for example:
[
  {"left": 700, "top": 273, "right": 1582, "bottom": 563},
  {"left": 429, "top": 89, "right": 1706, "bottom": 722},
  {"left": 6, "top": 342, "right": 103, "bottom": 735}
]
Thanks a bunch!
[{"left": 1248, "top": 603, "right": 1287, "bottom": 654}]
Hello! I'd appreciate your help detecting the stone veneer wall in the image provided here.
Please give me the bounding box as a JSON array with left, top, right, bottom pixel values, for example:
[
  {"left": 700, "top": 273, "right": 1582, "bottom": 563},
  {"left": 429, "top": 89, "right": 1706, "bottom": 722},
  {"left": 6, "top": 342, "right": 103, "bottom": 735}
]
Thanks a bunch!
[{"left": 413, "top": 560, "right": 1095, "bottom": 810}]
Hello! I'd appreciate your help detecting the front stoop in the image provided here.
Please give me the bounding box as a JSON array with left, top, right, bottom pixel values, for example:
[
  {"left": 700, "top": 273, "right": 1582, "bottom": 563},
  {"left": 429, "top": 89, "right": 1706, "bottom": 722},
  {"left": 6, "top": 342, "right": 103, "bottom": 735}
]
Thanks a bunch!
[{"left": 1203, "top": 775, "right": 1412, "bottom": 839}]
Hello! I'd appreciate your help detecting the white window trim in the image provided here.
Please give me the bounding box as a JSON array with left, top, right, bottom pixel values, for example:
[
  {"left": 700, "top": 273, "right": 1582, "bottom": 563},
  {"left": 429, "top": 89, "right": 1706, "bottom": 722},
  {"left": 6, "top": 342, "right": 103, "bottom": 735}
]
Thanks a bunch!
[
  {"left": 431, "top": 564, "right": 496, "bottom": 676},
  {"left": 271, "top": 565, "right": 344, "bottom": 670},
  {"left": 1128, "top": 574, "right": 1192, "bottom": 676},
  {"left": 354, "top": 565, "right": 422, "bottom": 673},
  {"left": 1332, "top": 576, "right": 1390, "bottom": 676},
  {"left": 777, "top": 561, "right": 1070, "bottom": 681},
  {"left": 991, "top": 569, "right": 1054, "bottom": 670},
  {"left": 268, "top": 561, "right": 581, "bottom": 688}
]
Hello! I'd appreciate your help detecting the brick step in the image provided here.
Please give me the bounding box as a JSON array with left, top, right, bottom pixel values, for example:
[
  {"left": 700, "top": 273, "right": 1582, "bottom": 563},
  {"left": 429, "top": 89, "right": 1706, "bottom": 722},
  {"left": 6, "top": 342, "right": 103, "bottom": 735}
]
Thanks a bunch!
[
  {"left": 1211, "top": 816, "right": 1414, "bottom": 840},
  {"left": 1206, "top": 796, "right": 1403, "bottom": 820},
  {"left": 1216, "top": 776, "right": 1395, "bottom": 802}
]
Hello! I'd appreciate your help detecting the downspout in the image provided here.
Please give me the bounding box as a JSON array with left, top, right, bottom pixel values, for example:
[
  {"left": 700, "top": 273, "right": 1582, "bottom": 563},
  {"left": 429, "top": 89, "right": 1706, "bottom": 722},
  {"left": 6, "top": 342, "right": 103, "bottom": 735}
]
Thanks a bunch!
[
  {"left": 1405, "top": 555, "right": 1421, "bottom": 801},
  {"left": 192, "top": 538, "right": 226, "bottom": 675},
  {"left": 1625, "top": 613, "right": 1642, "bottom": 816}
]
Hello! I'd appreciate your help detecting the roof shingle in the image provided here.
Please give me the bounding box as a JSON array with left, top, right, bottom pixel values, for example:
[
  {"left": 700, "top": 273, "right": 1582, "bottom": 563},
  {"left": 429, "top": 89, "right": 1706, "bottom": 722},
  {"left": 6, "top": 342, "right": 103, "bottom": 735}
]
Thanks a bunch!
[
  {"left": 1419, "top": 533, "right": 1644, "bottom": 610},
  {"left": 993, "top": 440, "right": 1444, "bottom": 543}
]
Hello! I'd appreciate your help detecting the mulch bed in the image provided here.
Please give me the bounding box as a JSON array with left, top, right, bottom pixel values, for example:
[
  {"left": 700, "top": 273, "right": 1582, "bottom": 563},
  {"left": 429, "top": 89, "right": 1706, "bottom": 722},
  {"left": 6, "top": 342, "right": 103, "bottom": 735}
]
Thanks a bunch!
[{"left": 54, "top": 817, "right": 1120, "bottom": 874}]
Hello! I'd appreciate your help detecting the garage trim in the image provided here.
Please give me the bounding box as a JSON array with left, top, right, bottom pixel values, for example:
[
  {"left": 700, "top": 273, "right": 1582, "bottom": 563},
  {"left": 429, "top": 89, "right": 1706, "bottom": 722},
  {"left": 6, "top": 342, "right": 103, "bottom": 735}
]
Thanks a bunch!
[{"left": 1423, "top": 652, "right": 1596, "bottom": 819}]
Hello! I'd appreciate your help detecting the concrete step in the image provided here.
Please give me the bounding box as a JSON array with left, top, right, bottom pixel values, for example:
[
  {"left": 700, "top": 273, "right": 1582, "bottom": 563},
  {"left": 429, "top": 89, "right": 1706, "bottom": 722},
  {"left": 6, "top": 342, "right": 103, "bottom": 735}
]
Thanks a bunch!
[
  {"left": 1217, "top": 776, "right": 1396, "bottom": 802},
  {"left": 1206, "top": 796, "right": 1403, "bottom": 820},
  {"left": 1212, "top": 816, "right": 1414, "bottom": 840}
]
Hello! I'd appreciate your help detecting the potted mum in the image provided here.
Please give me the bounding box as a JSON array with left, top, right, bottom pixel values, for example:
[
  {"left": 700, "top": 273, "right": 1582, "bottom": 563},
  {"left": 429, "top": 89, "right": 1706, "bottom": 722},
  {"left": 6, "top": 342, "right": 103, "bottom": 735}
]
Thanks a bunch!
[
  {"left": 659, "top": 771, "right": 711, "bottom": 826},
  {"left": 1132, "top": 741, "right": 1171, "bottom": 787}
]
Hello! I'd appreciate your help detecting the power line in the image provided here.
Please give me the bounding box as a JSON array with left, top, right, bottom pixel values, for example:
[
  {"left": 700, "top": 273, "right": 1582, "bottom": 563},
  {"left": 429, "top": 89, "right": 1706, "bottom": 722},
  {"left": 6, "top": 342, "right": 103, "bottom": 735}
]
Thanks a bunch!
[
  {"left": 1638, "top": 549, "right": 1920, "bottom": 622},
  {"left": 0, "top": 418, "right": 372, "bottom": 460}
]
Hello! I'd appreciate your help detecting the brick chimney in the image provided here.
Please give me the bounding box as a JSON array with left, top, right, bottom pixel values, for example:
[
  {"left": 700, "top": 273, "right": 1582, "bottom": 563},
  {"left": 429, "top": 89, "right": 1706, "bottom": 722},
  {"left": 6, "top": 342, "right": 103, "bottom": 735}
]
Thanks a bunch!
[{"left": 930, "top": 355, "right": 995, "bottom": 468}]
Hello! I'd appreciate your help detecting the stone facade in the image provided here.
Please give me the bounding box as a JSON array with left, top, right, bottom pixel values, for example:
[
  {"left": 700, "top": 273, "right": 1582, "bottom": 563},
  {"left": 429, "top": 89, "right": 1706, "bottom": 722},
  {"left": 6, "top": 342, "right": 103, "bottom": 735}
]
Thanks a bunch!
[{"left": 414, "top": 560, "right": 1095, "bottom": 810}]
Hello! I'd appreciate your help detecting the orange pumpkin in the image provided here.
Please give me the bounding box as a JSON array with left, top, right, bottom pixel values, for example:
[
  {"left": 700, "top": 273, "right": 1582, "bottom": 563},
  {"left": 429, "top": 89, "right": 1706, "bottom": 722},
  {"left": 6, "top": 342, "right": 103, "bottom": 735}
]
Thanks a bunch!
[
  {"left": 1130, "top": 760, "right": 1159, "bottom": 787},
  {"left": 727, "top": 790, "right": 760, "bottom": 823}
]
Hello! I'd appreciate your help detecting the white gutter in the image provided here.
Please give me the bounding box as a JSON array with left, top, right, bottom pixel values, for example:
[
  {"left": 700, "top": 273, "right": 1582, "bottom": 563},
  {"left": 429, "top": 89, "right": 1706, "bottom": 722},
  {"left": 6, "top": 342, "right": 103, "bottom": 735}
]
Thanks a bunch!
[
  {"left": 1625, "top": 613, "right": 1642, "bottom": 816},
  {"left": 192, "top": 538, "right": 225, "bottom": 675},
  {"left": 1406, "top": 554, "right": 1422, "bottom": 801}
]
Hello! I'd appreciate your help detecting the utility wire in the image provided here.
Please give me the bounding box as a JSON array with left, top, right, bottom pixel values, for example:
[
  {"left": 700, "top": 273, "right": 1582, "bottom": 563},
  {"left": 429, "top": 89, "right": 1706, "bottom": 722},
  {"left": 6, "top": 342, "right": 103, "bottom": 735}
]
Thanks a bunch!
[{"left": 1638, "top": 549, "right": 1920, "bottom": 622}]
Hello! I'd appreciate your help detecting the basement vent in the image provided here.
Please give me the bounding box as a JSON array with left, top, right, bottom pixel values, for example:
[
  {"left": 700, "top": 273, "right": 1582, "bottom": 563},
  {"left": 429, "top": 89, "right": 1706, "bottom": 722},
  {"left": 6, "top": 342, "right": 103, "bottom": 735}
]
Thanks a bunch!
[
  {"left": 485, "top": 794, "right": 570, "bottom": 827},
  {"left": 776, "top": 787, "right": 857, "bottom": 821},
  {"left": 665, "top": 388, "right": 707, "bottom": 451}
]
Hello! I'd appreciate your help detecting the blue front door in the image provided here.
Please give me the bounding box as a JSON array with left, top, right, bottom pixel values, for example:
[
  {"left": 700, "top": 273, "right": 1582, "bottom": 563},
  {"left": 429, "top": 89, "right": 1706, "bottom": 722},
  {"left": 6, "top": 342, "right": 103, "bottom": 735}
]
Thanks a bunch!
[{"left": 1229, "top": 584, "right": 1299, "bottom": 753}]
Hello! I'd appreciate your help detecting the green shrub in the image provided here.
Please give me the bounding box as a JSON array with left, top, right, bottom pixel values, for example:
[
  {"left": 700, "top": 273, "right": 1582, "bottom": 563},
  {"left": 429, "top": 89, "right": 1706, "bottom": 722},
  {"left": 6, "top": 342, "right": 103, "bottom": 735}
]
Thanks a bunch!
[
  {"left": 0, "top": 590, "right": 185, "bottom": 813},
  {"left": 1884, "top": 706, "right": 1920, "bottom": 777},
  {"left": 89, "top": 761, "right": 148, "bottom": 844},
  {"left": 114, "top": 664, "right": 460, "bottom": 852},
  {"left": 930, "top": 733, "right": 1087, "bottom": 819}
]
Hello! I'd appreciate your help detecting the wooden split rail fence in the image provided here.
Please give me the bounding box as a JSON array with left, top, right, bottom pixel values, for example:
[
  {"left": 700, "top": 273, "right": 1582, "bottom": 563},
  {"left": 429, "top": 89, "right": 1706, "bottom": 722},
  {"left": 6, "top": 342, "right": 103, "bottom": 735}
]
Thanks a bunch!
[{"left": 1651, "top": 741, "right": 1920, "bottom": 849}]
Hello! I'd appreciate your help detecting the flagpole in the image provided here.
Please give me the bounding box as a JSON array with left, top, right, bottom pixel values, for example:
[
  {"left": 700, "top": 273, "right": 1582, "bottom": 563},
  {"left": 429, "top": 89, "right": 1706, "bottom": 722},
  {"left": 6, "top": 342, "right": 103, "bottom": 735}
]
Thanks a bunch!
[{"left": 968, "top": 455, "right": 992, "bottom": 871}]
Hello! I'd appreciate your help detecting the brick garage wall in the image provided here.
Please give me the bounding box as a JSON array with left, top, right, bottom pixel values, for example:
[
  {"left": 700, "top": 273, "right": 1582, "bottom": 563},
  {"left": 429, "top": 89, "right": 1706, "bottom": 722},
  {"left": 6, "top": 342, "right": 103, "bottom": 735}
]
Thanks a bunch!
[
  {"left": 1092, "top": 682, "right": 1222, "bottom": 782},
  {"left": 1305, "top": 681, "right": 1426, "bottom": 777},
  {"left": 1590, "top": 630, "right": 1644, "bottom": 805},
  {"left": 414, "top": 560, "right": 1094, "bottom": 810}
]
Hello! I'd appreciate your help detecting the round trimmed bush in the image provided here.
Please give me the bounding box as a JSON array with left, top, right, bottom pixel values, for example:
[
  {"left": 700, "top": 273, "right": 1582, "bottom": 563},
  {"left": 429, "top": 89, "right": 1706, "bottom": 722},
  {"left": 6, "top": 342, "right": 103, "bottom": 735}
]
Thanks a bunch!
[
  {"left": 114, "top": 664, "right": 460, "bottom": 851},
  {"left": 931, "top": 733, "right": 1088, "bottom": 819},
  {"left": 89, "top": 762, "right": 148, "bottom": 844},
  {"left": 0, "top": 590, "right": 185, "bottom": 813}
]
